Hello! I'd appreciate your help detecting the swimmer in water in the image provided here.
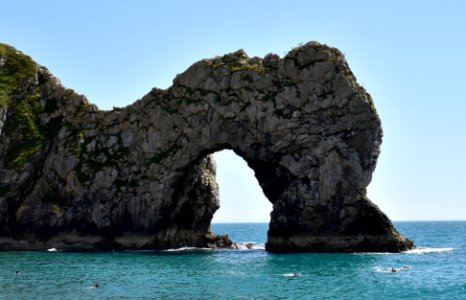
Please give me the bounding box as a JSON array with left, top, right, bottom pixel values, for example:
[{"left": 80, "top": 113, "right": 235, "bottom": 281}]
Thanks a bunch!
[
  {"left": 15, "top": 270, "right": 21, "bottom": 275},
  {"left": 280, "top": 273, "right": 302, "bottom": 277},
  {"left": 391, "top": 268, "right": 397, "bottom": 272},
  {"left": 93, "top": 283, "right": 99, "bottom": 288}
]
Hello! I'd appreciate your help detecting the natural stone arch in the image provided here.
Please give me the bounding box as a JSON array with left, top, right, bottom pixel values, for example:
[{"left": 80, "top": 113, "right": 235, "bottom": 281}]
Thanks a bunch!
[{"left": 0, "top": 42, "right": 413, "bottom": 252}]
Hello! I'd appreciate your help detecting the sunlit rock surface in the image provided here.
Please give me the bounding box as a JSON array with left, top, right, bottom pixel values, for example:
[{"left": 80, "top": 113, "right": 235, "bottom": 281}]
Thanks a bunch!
[{"left": 0, "top": 42, "right": 413, "bottom": 252}]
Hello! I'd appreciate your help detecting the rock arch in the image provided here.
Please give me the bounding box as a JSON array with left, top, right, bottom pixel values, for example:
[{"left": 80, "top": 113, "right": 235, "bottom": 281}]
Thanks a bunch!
[{"left": 0, "top": 42, "right": 413, "bottom": 252}]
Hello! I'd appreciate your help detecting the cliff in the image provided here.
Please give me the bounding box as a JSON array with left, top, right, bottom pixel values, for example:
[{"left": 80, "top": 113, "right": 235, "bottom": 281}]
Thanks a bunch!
[{"left": 0, "top": 42, "right": 413, "bottom": 252}]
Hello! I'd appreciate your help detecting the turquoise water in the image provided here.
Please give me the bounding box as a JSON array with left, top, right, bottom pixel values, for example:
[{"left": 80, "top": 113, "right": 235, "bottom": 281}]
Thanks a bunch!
[{"left": 0, "top": 221, "right": 465, "bottom": 299}]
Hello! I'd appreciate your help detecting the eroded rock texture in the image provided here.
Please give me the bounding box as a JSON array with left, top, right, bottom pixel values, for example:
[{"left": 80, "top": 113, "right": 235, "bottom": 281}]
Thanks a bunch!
[{"left": 0, "top": 42, "right": 413, "bottom": 252}]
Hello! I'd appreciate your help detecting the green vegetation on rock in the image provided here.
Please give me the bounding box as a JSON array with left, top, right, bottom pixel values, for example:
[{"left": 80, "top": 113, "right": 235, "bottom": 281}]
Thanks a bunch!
[
  {"left": 73, "top": 134, "right": 130, "bottom": 185},
  {"left": 0, "top": 44, "right": 45, "bottom": 170},
  {"left": 228, "top": 64, "right": 270, "bottom": 74},
  {"left": 3, "top": 89, "right": 45, "bottom": 169},
  {"left": 0, "top": 43, "right": 37, "bottom": 110},
  {"left": 2, "top": 85, "right": 63, "bottom": 171}
]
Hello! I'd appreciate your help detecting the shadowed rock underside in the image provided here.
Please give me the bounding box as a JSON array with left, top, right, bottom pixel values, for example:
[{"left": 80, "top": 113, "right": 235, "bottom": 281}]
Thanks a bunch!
[{"left": 0, "top": 42, "right": 413, "bottom": 252}]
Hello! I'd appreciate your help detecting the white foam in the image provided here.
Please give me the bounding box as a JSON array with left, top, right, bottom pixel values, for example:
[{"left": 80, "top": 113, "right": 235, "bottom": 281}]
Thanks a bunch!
[
  {"left": 130, "top": 244, "right": 266, "bottom": 252},
  {"left": 354, "top": 247, "right": 454, "bottom": 256},
  {"left": 353, "top": 252, "right": 391, "bottom": 256},
  {"left": 165, "top": 247, "right": 211, "bottom": 252},
  {"left": 281, "top": 273, "right": 303, "bottom": 277},
  {"left": 373, "top": 266, "right": 390, "bottom": 273},
  {"left": 235, "top": 242, "right": 265, "bottom": 250},
  {"left": 404, "top": 247, "right": 454, "bottom": 254},
  {"left": 47, "top": 248, "right": 59, "bottom": 252},
  {"left": 251, "top": 244, "right": 266, "bottom": 250},
  {"left": 86, "top": 284, "right": 99, "bottom": 289}
]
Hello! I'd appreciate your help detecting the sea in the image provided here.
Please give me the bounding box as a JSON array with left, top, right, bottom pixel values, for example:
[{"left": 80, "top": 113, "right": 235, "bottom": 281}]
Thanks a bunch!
[{"left": 0, "top": 221, "right": 465, "bottom": 299}]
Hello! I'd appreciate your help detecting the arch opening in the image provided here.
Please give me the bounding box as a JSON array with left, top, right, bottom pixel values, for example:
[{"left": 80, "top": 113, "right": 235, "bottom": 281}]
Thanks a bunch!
[{"left": 211, "top": 150, "right": 272, "bottom": 248}]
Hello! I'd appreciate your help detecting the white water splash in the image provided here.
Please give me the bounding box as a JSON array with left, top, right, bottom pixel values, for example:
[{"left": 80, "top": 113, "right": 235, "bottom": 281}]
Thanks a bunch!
[
  {"left": 281, "top": 273, "right": 303, "bottom": 277},
  {"left": 85, "top": 284, "right": 100, "bottom": 289},
  {"left": 354, "top": 247, "right": 454, "bottom": 256},
  {"left": 235, "top": 242, "right": 265, "bottom": 250},
  {"left": 47, "top": 248, "right": 59, "bottom": 252},
  {"left": 404, "top": 247, "right": 454, "bottom": 254},
  {"left": 353, "top": 252, "right": 391, "bottom": 256},
  {"left": 165, "top": 247, "right": 211, "bottom": 252},
  {"left": 373, "top": 266, "right": 411, "bottom": 273}
]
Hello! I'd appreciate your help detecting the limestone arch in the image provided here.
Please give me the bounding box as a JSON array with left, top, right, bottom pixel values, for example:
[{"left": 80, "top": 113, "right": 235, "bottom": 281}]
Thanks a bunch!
[
  {"left": 0, "top": 41, "right": 413, "bottom": 252},
  {"left": 147, "top": 44, "right": 413, "bottom": 252},
  {"left": 162, "top": 126, "right": 397, "bottom": 252}
]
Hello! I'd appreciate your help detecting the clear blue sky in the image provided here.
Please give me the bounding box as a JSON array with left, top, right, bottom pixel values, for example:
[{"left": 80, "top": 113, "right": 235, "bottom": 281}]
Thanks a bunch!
[{"left": 2, "top": 0, "right": 465, "bottom": 221}]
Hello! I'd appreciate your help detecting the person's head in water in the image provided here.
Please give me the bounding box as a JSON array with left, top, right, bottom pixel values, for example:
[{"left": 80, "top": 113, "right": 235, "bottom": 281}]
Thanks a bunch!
[
  {"left": 391, "top": 268, "right": 397, "bottom": 272},
  {"left": 93, "top": 283, "right": 99, "bottom": 288},
  {"left": 15, "top": 270, "right": 20, "bottom": 275}
]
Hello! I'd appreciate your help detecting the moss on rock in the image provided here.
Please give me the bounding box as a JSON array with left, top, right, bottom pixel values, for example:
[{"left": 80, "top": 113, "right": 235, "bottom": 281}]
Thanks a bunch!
[
  {"left": 2, "top": 89, "right": 45, "bottom": 170},
  {"left": 0, "top": 44, "right": 45, "bottom": 170},
  {"left": 0, "top": 43, "right": 37, "bottom": 110}
]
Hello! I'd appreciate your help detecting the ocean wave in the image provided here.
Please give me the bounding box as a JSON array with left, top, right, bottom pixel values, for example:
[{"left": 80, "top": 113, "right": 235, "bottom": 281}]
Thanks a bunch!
[
  {"left": 47, "top": 248, "right": 60, "bottom": 252},
  {"left": 404, "top": 247, "right": 454, "bottom": 254},
  {"left": 354, "top": 246, "right": 454, "bottom": 256}
]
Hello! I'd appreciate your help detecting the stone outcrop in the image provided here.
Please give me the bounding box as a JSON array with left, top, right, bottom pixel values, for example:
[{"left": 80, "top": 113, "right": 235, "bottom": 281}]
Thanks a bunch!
[{"left": 0, "top": 42, "right": 413, "bottom": 252}]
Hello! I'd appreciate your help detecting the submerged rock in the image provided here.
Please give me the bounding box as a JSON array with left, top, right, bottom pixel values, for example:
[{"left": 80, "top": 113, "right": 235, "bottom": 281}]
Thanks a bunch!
[{"left": 0, "top": 42, "right": 413, "bottom": 252}]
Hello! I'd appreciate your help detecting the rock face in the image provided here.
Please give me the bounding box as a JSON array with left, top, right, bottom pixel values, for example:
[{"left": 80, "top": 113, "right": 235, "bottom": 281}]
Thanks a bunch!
[{"left": 0, "top": 42, "right": 413, "bottom": 252}]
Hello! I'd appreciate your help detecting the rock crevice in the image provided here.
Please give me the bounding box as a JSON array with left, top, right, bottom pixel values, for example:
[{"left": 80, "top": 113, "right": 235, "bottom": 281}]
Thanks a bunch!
[{"left": 0, "top": 41, "right": 413, "bottom": 252}]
